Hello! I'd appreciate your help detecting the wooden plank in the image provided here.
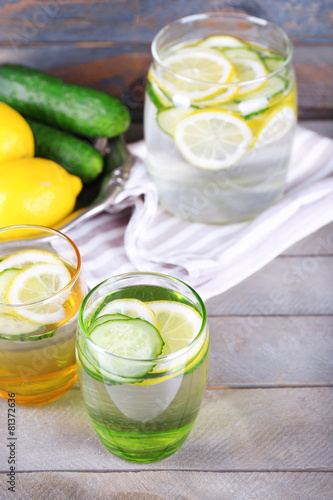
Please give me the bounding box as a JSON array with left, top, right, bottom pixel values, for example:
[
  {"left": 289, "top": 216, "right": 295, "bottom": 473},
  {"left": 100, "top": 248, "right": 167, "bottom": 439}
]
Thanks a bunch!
[
  {"left": 1, "top": 471, "right": 332, "bottom": 500},
  {"left": 208, "top": 316, "right": 333, "bottom": 388},
  {"left": 0, "top": 388, "right": 332, "bottom": 471},
  {"left": 282, "top": 223, "right": 333, "bottom": 256},
  {"left": 0, "top": 1, "right": 331, "bottom": 43},
  {"left": 206, "top": 256, "right": 333, "bottom": 316},
  {"left": 0, "top": 45, "right": 331, "bottom": 120}
]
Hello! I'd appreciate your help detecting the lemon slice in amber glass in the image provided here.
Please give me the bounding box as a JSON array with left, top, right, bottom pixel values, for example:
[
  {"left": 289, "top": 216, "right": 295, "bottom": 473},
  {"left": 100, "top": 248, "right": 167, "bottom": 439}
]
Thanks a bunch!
[{"left": 6, "top": 262, "right": 71, "bottom": 324}]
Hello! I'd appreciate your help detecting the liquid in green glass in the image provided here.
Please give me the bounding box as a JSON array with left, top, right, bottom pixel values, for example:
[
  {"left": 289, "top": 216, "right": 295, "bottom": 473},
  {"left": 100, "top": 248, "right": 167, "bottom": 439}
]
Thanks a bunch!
[{"left": 76, "top": 285, "right": 209, "bottom": 463}]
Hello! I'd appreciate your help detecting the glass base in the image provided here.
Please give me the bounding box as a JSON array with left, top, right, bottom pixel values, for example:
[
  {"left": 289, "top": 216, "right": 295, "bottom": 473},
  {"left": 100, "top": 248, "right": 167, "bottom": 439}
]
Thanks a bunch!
[{"left": 95, "top": 423, "right": 193, "bottom": 463}]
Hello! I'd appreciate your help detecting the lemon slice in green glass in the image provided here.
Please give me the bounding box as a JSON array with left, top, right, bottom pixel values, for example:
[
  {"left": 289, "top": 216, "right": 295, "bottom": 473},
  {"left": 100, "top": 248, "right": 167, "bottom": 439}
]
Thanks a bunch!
[{"left": 146, "top": 300, "right": 203, "bottom": 356}]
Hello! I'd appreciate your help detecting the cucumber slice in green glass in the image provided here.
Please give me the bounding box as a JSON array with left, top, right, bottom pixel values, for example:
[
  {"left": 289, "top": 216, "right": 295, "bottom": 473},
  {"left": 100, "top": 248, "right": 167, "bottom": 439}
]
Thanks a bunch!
[
  {"left": 77, "top": 342, "right": 140, "bottom": 385},
  {"left": 157, "top": 107, "right": 195, "bottom": 136},
  {"left": 87, "top": 313, "right": 130, "bottom": 332},
  {"left": 88, "top": 318, "right": 164, "bottom": 378}
]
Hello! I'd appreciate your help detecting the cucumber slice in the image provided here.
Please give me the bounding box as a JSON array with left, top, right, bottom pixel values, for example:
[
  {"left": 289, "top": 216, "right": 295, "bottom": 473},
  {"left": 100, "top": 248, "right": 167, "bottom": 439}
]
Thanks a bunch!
[
  {"left": 263, "top": 56, "right": 285, "bottom": 73},
  {"left": 88, "top": 318, "right": 164, "bottom": 378},
  {"left": 77, "top": 342, "right": 140, "bottom": 385},
  {"left": 0, "top": 311, "right": 43, "bottom": 339},
  {"left": 87, "top": 313, "right": 130, "bottom": 332},
  {"left": 236, "top": 75, "right": 287, "bottom": 102},
  {"left": 146, "top": 78, "right": 172, "bottom": 109},
  {"left": 223, "top": 47, "right": 263, "bottom": 63},
  {"left": 0, "top": 268, "right": 20, "bottom": 303},
  {"left": 157, "top": 107, "right": 195, "bottom": 136}
]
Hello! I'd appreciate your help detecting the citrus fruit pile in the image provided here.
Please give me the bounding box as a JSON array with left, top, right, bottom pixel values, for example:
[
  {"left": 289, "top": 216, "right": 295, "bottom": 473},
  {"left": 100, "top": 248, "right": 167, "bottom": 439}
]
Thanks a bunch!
[
  {"left": 0, "top": 101, "right": 82, "bottom": 230},
  {"left": 0, "top": 64, "right": 131, "bottom": 231},
  {"left": 147, "top": 35, "right": 297, "bottom": 170}
]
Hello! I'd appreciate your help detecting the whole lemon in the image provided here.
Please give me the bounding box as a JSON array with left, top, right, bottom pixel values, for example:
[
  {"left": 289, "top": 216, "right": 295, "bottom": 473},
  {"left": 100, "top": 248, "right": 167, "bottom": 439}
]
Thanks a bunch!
[
  {"left": 0, "top": 102, "right": 34, "bottom": 165},
  {"left": 0, "top": 157, "right": 82, "bottom": 228}
]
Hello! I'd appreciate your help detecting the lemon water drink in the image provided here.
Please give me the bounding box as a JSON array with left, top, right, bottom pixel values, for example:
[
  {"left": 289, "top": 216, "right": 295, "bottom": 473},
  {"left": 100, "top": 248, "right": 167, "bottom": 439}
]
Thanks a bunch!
[
  {"left": 77, "top": 273, "right": 209, "bottom": 463},
  {"left": 144, "top": 13, "right": 297, "bottom": 223},
  {"left": 0, "top": 226, "right": 87, "bottom": 406}
]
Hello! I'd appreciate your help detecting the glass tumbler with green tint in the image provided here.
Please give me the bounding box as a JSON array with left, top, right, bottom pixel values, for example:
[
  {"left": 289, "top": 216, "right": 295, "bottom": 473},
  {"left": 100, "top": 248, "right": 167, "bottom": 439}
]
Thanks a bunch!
[{"left": 76, "top": 272, "right": 209, "bottom": 463}]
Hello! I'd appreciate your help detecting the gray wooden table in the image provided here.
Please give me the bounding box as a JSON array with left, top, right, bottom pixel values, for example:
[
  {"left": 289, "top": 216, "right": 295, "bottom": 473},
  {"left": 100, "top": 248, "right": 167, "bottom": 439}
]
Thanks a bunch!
[{"left": 0, "top": 121, "right": 332, "bottom": 499}]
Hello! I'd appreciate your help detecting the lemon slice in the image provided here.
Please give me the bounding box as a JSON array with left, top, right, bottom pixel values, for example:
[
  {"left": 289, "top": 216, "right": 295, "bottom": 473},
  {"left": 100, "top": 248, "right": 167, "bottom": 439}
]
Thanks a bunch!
[
  {"left": 146, "top": 301, "right": 203, "bottom": 356},
  {"left": 232, "top": 58, "right": 267, "bottom": 96},
  {"left": 6, "top": 263, "right": 71, "bottom": 324},
  {"left": 253, "top": 105, "right": 296, "bottom": 148},
  {"left": 0, "top": 249, "right": 63, "bottom": 273},
  {"left": 96, "top": 298, "right": 159, "bottom": 329},
  {"left": 198, "top": 35, "right": 246, "bottom": 49},
  {"left": 173, "top": 109, "right": 252, "bottom": 169},
  {"left": 160, "top": 48, "right": 235, "bottom": 101}
]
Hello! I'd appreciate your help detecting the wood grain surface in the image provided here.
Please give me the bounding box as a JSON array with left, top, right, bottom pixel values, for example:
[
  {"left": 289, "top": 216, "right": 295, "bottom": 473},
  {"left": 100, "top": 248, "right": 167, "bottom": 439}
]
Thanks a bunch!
[
  {"left": 1, "top": 471, "right": 332, "bottom": 500},
  {"left": 0, "top": 387, "right": 332, "bottom": 473},
  {"left": 0, "top": 0, "right": 331, "bottom": 43},
  {"left": 208, "top": 316, "right": 333, "bottom": 387},
  {"left": 206, "top": 255, "right": 333, "bottom": 316}
]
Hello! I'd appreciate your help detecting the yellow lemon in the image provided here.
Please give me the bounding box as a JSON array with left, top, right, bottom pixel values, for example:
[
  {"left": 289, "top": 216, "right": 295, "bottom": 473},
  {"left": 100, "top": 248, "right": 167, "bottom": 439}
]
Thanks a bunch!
[
  {"left": 0, "top": 102, "right": 34, "bottom": 165},
  {"left": 0, "top": 157, "right": 82, "bottom": 229}
]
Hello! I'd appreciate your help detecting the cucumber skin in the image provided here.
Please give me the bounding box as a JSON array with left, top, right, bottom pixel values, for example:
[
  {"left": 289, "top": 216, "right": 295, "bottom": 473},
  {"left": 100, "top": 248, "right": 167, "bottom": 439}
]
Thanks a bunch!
[
  {"left": 26, "top": 117, "right": 103, "bottom": 183},
  {"left": 0, "top": 64, "right": 130, "bottom": 138}
]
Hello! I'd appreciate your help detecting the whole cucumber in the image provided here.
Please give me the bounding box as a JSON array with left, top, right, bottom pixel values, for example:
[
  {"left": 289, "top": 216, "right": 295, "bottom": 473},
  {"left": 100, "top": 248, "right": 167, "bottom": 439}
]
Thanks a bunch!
[
  {"left": 26, "top": 117, "right": 103, "bottom": 184},
  {"left": 0, "top": 64, "right": 130, "bottom": 138}
]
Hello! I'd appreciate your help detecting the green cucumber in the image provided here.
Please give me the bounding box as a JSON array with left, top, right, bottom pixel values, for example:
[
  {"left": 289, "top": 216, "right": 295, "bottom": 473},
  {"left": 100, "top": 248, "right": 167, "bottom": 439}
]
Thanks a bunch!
[
  {"left": 26, "top": 118, "right": 103, "bottom": 183},
  {"left": 0, "top": 64, "right": 130, "bottom": 138},
  {"left": 103, "top": 135, "right": 129, "bottom": 175}
]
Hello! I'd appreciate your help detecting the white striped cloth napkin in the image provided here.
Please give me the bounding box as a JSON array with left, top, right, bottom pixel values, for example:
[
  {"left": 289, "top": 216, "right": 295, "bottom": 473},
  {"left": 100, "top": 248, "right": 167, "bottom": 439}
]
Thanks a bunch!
[{"left": 67, "top": 126, "right": 333, "bottom": 300}]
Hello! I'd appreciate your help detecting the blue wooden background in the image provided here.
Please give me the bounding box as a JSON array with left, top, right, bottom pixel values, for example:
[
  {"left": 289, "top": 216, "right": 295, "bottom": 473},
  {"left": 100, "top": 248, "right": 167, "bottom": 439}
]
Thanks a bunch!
[{"left": 0, "top": 1, "right": 332, "bottom": 121}]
